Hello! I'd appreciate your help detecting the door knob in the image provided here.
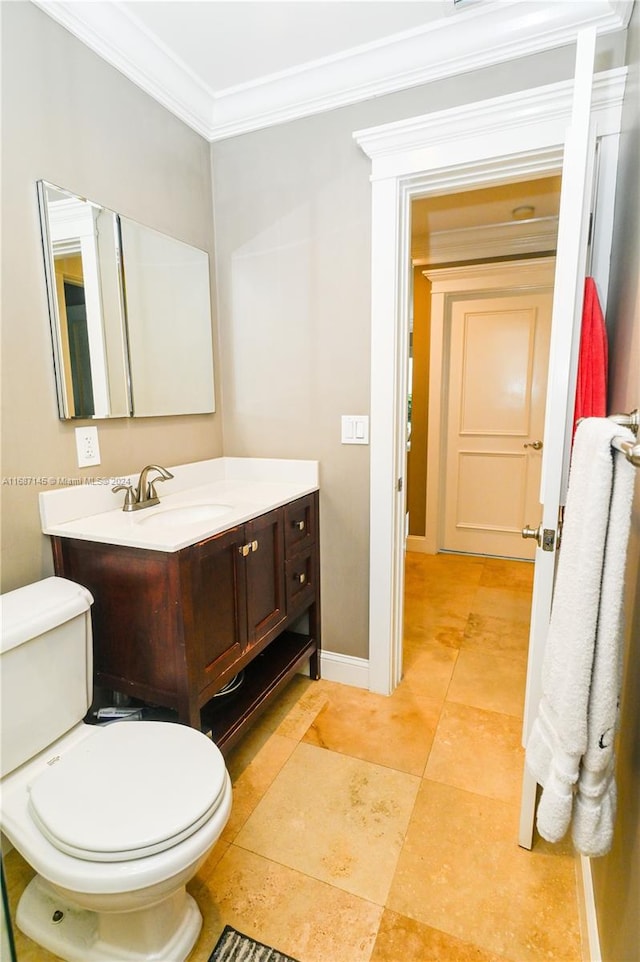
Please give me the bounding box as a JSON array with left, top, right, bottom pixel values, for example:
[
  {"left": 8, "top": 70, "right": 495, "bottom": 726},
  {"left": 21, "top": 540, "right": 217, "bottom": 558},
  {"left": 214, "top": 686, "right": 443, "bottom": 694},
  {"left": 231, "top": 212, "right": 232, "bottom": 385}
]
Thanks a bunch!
[
  {"left": 524, "top": 440, "right": 543, "bottom": 450},
  {"left": 521, "top": 524, "right": 542, "bottom": 545}
]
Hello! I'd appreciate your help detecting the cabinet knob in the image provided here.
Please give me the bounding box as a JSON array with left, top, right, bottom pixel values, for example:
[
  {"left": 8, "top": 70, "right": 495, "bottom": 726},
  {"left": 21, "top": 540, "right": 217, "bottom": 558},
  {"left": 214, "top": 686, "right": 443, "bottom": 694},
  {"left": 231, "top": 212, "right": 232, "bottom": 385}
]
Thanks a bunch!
[
  {"left": 294, "top": 520, "right": 305, "bottom": 531},
  {"left": 295, "top": 572, "right": 306, "bottom": 584},
  {"left": 251, "top": 540, "right": 259, "bottom": 552},
  {"left": 239, "top": 544, "right": 250, "bottom": 557}
]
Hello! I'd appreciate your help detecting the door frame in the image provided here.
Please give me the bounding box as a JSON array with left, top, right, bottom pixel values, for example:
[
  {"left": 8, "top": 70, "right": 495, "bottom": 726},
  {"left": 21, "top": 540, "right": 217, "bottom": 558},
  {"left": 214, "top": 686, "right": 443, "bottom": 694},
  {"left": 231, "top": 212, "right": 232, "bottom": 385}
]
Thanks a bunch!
[
  {"left": 354, "top": 66, "right": 626, "bottom": 695},
  {"left": 422, "top": 257, "right": 556, "bottom": 557}
]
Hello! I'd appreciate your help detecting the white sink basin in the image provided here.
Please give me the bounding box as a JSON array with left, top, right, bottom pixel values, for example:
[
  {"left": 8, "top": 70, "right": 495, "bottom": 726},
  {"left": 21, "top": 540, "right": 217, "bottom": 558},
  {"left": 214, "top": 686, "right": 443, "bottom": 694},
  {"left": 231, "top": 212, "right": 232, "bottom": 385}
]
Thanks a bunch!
[{"left": 136, "top": 503, "right": 233, "bottom": 528}]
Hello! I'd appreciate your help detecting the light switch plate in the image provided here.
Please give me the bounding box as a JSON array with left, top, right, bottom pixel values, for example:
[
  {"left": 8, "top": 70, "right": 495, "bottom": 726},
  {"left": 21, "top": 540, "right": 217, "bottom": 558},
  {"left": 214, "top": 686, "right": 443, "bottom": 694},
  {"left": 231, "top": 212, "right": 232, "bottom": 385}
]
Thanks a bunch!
[
  {"left": 341, "top": 415, "right": 369, "bottom": 445},
  {"left": 75, "top": 426, "right": 101, "bottom": 467}
]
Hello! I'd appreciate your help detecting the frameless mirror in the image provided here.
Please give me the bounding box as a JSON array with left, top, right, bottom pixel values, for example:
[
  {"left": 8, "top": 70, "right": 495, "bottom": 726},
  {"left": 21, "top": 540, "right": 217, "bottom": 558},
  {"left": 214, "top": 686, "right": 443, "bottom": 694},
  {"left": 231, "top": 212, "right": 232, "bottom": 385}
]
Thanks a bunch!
[
  {"left": 37, "top": 182, "right": 215, "bottom": 419},
  {"left": 119, "top": 218, "right": 215, "bottom": 417}
]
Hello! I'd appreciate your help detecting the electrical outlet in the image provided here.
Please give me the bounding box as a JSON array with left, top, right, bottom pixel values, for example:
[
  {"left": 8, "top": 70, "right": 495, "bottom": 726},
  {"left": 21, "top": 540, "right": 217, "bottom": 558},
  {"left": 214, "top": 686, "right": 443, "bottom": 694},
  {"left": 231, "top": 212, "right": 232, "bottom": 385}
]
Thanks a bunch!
[{"left": 75, "top": 426, "right": 101, "bottom": 467}]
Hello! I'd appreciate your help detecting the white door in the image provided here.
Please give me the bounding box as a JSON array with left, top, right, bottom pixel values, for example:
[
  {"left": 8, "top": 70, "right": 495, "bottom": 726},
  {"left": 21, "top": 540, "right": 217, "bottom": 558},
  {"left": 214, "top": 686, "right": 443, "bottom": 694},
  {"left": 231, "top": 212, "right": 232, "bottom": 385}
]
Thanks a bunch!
[
  {"left": 443, "top": 290, "right": 553, "bottom": 560},
  {"left": 518, "top": 28, "right": 597, "bottom": 848}
]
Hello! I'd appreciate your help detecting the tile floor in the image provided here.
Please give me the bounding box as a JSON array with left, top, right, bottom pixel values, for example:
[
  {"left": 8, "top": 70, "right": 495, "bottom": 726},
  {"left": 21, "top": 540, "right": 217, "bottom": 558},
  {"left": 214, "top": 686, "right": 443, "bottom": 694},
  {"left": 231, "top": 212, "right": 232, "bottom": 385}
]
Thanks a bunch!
[{"left": 4, "top": 553, "right": 584, "bottom": 962}]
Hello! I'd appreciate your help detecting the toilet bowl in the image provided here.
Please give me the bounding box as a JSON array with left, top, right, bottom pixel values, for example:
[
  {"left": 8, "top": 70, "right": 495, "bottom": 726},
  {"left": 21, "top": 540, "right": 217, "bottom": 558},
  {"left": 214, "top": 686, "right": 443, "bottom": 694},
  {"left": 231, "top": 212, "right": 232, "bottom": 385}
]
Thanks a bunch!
[{"left": 0, "top": 577, "right": 232, "bottom": 962}]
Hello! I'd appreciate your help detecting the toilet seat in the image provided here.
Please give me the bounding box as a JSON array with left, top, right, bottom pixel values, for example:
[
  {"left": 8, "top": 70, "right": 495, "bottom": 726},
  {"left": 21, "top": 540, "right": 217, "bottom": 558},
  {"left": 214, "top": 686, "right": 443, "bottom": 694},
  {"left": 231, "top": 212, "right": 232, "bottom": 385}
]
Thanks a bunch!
[{"left": 27, "top": 722, "right": 227, "bottom": 862}]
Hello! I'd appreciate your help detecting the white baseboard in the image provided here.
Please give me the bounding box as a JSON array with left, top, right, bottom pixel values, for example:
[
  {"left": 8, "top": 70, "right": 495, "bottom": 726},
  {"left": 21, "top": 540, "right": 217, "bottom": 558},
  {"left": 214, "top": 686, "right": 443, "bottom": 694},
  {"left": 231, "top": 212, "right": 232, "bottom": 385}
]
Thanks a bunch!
[
  {"left": 406, "top": 535, "right": 429, "bottom": 554},
  {"left": 406, "top": 536, "right": 439, "bottom": 555},
  {"left": 578, "top": 855, "right": 602, "bottom": 962},
  {"left": 318, "top": 650, "right": 370, "bottom": 689}
]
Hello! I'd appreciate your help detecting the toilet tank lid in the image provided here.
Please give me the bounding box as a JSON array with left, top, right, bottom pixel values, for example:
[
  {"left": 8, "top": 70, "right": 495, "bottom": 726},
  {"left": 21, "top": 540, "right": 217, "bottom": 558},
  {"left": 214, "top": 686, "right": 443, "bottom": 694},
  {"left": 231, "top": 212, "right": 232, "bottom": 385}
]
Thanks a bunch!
[{"left": 1, "top": 577, "right": 93, "bottom": 655}]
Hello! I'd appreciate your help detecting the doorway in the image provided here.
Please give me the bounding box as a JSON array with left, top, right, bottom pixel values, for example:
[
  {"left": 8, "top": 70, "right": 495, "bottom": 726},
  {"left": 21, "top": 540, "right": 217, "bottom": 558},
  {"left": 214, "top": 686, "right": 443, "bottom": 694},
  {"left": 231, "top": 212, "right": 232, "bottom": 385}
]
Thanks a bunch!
[
  {"left": 403, "top": 183, "right": 560, "bottom": 716},
  {"left": 409, "top": 259, "right": 560, "bottom": 562}
]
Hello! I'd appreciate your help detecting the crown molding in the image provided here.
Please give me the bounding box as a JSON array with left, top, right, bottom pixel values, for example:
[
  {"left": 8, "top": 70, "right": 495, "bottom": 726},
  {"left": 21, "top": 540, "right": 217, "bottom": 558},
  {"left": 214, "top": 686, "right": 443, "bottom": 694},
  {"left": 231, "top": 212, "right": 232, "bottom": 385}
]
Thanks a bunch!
[
  {"left": 32, "top": 0, "right": 632, "bottom": 143},
  {"left": 31, "top": 0, "right": 216, "bottom": 139},
  {"left": 422, "top": 256, "right": 557, "bottom": 290},
  {"left": 412, "top": 216, "right": 559, "bottom": 267}
]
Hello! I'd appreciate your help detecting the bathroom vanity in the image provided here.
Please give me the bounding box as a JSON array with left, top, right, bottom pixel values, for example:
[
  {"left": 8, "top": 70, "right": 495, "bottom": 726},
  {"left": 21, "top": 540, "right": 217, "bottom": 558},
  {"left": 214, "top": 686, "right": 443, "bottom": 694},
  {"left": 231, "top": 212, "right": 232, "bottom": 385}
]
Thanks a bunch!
[{"left": 40, "top": 459, "right": 320, "bottom": 754}]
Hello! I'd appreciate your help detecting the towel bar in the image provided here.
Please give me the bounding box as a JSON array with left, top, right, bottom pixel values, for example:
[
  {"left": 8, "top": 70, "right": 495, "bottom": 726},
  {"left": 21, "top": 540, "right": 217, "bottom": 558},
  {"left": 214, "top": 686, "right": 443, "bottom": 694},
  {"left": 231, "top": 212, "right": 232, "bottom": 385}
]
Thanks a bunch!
[{"left": 609, "top": 409, "right": 640, "bottom": 467}]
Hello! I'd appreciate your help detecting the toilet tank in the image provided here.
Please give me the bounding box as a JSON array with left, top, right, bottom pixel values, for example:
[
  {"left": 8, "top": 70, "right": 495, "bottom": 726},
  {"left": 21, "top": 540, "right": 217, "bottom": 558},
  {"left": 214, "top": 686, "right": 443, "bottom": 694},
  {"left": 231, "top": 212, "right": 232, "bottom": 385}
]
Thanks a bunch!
[{"left": 0, "top": 577, "right": 94, "bottom": 778}]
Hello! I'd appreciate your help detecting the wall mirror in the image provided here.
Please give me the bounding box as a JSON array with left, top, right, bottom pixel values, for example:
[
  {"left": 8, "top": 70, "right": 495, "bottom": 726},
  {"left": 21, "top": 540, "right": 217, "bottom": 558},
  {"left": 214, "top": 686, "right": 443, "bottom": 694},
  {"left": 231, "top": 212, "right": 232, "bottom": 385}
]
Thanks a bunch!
[{"left": 37, "top": 182, "right": 215, "bottom": 419}]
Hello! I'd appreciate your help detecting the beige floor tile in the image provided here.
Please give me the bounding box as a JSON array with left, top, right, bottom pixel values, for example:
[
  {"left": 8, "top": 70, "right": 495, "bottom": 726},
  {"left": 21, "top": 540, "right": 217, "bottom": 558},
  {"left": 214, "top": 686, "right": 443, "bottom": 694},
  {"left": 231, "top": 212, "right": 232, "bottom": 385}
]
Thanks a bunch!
[
  {"left": 272, "top": 678, "right": 339, "bottom": 742},
  {"left": 400, "top": 641, "right": 459, "bottom": 700},
  {"left": 425, "top": 702, "right": 524, "bottom": 802},
  {"left": 462, "top": 611, "right": 530, "bottom": 655},
  {"left": 302, "top": 683, "right": 441, "bottom": 775},
  {"left": 403, "top": 598, "right": 472, "bottom": 635},
  {"left": 447, "top": 648, "right": 528, "bottom": 718},
  {"left": 480, "top": 558, "right": 535, "bottom": 590},
  {"left": 387, "top": 780, "right": 582, "bottom": 962},
  {"left": 234, "top": 741, "right": 420, "bottom": 905},
  {"left": 370, "top": 908, "right": 511, "bottom": 962},
  {"left": 190, "top": 844, "right": 383, "bottom": 962},
  {"left": 406, "top": 552, "right": 485, "bottom": 587},
  {"left": 248, "top": 674, "right": 331, "bottom": 740},
  {"left": 471, "top": 586, "right": 533, "bottom": 624},
  {"left": 222, "top": 732, "right": 298, "bottom": 841},
  {"left": 404, "top": 621, "right": 465, "bottom": 650}
]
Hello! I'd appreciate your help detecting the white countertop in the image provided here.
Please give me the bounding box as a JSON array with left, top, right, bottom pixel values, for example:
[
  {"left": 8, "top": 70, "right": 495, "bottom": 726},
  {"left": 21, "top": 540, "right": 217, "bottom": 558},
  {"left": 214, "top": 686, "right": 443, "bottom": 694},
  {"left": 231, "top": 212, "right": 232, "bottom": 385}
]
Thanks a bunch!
[{"left": 40, "top": 458, "right": 319, "bottom": 552}]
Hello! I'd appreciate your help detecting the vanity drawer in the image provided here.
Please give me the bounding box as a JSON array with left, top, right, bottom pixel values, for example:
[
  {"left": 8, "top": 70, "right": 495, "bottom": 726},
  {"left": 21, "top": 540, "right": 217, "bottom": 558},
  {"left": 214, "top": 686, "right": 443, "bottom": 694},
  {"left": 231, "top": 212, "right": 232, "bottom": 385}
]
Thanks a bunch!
[
  {"left": 284, "top": 494, "right": 316, "bottom": 555},
  {"left": 285, "top": 546, "right": 317, "bottom": 615}
]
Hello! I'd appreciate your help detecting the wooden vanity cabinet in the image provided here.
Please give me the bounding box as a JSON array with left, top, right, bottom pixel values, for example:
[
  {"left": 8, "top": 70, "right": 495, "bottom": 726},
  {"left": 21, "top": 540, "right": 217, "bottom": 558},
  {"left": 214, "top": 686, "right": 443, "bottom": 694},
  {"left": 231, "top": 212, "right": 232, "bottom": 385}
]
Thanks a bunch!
[{"left": 51, "top": 492, "right": 320, "bottom": 752}]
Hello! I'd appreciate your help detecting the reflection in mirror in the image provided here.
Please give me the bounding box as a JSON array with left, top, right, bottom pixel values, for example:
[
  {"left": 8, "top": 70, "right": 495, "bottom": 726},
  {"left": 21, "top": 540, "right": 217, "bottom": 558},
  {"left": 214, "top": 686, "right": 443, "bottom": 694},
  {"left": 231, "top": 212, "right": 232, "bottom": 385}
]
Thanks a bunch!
[
  {"left": 37, "top": 182, "right": 216, "bottom": 420},
  {"left": 120, "top": 219, "right": 215, "bottom": 417},
  {"left": 37, "top": 182, "right": 130, "bottom": 418}
]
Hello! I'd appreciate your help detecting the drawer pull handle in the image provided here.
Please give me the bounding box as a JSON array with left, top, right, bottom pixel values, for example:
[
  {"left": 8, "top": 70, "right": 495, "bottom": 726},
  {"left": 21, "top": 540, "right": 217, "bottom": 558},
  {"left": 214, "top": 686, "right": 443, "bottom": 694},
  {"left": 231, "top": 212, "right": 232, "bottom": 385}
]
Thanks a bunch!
[
  {"left": 295, "top": 572, "right": 306, "bottom": 584},
  {"left": 293, "top": 520, "right": 305, "bottom": 531}
]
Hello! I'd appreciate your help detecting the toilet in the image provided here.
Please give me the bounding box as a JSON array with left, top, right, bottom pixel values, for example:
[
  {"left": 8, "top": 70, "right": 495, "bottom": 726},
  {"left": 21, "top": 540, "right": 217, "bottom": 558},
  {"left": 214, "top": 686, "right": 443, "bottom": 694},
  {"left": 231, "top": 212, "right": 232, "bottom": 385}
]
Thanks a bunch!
[{"left": 0, "top": 577, "right": 232, "bottom": 962}]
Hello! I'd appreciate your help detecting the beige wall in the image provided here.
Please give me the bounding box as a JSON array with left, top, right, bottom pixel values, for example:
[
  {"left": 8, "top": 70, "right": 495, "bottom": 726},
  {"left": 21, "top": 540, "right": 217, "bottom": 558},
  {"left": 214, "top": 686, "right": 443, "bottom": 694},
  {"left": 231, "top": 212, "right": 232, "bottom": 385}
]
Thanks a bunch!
[
  {"left": 592, "top": 3, "right": 640, "bottom": 958},
  {"left": 0, "top": 2, "right": 222, "bottom": 592},
  {"left": 407, "top": 268, "right": 431, "bottom": 537}
]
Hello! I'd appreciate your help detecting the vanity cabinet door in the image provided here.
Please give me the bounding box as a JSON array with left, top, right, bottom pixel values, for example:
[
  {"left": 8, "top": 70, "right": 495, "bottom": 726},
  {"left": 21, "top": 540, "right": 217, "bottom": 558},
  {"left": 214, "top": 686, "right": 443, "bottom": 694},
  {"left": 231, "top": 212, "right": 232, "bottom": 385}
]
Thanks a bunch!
[
  {"left": 183, "top": 526, "right": 248, "bottom": 697},
  {"left": 284, "top": 494, "right": 316, "bottom": 556},
  {"left": 285, "top": 545, "right": 317, "bottom": 617},
  {"left": 244, "top": 507, "right": 286, "bottom": 649}
]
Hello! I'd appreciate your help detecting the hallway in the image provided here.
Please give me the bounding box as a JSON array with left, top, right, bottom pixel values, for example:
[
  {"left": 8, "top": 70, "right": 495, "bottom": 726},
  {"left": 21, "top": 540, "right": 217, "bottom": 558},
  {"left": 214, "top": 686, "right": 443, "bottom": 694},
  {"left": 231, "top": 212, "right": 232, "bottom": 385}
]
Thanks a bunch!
[{"left": 5, "top": 553, "right": 584, "bottom": 962}]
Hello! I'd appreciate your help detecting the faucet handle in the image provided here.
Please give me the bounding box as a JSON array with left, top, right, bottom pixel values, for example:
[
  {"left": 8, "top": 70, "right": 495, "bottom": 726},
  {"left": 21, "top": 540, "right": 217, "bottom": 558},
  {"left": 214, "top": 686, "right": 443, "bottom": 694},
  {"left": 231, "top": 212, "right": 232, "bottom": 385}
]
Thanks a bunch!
[
  {"left": 112, "top": 483, "right": 136, "bottom": 511},
  {"left": 147, "top": 474, "right": 172, "bottom": 500}
]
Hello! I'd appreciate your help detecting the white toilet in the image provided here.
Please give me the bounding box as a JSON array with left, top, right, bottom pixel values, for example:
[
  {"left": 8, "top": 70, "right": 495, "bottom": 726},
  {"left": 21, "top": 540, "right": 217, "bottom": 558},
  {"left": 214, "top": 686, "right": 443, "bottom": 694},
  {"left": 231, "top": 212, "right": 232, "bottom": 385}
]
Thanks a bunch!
[{"left": 0, "top": 577, "right": 232, "bottom": 962}]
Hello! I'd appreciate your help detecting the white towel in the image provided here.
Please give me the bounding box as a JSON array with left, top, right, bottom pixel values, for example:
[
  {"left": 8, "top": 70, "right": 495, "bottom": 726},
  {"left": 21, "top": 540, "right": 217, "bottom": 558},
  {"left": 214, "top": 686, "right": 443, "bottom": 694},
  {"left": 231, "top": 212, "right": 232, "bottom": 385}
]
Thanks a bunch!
[
  {"left": 572, "top": 438, "right": 635, "bottom": 856},
  {"left": 525, "top": 417, "right": 635, "bottom": 854}
]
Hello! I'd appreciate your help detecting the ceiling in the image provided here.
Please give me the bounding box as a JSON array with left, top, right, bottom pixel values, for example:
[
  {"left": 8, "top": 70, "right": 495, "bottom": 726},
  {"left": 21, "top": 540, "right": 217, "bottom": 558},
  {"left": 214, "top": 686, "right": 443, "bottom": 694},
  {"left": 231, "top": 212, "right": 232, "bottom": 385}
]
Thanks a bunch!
[
  {"left": 33, "top": 0, "right": 632, "bottom": 141},
  {"left": 411, "top": 177, "right": 562, "bottom": 264},
  {"left": 127, "top": 1, "right": 451, "bottom": 94}
]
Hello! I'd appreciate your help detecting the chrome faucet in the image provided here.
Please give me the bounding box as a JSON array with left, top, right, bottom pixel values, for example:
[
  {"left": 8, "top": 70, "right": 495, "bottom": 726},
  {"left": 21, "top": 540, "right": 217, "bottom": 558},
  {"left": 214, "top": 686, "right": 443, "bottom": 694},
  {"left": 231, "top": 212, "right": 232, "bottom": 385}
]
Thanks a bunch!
[{"left": 113, "top": 464, "right": 174, "bottom": 512}]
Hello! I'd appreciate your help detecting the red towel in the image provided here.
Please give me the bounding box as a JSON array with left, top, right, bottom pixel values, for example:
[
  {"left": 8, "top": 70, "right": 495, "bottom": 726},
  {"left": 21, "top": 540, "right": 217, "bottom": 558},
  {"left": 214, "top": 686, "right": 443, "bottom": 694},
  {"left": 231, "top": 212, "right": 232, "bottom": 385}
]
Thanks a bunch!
[{"left": 573, "top": 277, "right": 608, "bottom": 436}]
